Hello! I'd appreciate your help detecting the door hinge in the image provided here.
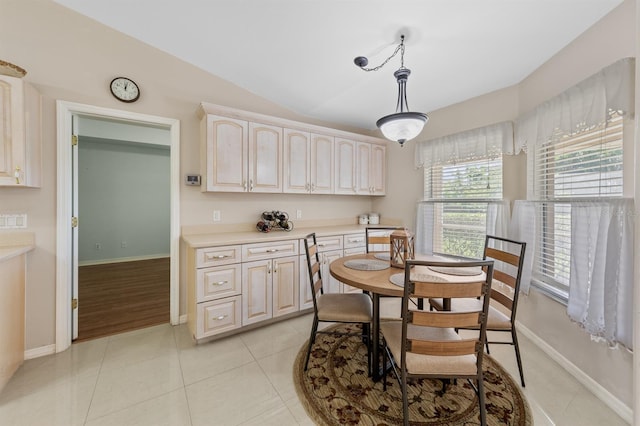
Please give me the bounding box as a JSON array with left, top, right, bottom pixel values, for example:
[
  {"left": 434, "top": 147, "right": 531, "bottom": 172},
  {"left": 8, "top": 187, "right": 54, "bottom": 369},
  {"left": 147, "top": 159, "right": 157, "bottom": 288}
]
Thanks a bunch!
[
  {"left": 71, "top": 216, "right": 78, "bottom": 227},
  {"left": 72, "top": 298, "right": 78, "bottom": 310},
  {"left": 72, "top": 135, "right": 78, "bottom": 146}
]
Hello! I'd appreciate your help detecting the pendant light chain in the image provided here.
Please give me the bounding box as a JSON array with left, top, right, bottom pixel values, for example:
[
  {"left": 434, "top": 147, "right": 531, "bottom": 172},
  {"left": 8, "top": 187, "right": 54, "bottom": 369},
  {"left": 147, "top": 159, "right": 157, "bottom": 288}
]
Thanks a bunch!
[{"left": 356, "top": 35, "right": 405, "bottom": 73}]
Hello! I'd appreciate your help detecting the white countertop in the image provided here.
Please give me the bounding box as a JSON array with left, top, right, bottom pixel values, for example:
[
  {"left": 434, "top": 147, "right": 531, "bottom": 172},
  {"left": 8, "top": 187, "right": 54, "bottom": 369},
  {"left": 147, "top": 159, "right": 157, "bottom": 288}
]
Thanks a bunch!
[
  {"left": 0, "top": 232, "right": 35, "bottom": 262},
  {"left": 182, "top": 224, "right": 381, "bottom": 248}
]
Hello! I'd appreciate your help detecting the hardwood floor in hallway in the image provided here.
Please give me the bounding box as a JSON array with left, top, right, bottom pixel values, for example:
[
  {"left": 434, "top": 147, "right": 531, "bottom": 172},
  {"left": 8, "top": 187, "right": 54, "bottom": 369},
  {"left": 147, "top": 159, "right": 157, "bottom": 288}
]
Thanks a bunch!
[{"left": 76, "top": 257, "right": 170, "bottom": 342}]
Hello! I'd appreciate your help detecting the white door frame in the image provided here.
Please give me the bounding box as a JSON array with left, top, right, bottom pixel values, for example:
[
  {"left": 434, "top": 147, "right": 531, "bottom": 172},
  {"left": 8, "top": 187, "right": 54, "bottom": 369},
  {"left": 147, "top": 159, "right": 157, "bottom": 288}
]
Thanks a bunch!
[{"left": 55, "top": 100, "right": 180, "bottom": 353}]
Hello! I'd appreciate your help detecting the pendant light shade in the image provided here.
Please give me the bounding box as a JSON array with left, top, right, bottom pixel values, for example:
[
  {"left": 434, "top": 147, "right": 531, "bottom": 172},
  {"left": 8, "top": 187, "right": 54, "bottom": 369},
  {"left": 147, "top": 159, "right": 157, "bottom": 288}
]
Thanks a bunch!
[
  {"left": 377, "top": 112, "right": 428, "bottom": 146},
  {"left": 355, "top": 35, "right": 428, "bottom": 147}
]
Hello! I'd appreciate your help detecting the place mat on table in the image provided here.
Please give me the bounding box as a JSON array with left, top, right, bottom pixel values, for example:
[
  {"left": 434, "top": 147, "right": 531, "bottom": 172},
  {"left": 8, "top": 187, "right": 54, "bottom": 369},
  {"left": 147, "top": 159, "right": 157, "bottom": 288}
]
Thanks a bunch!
[
  {"left": 373, "top": 252, "right": 390, "bottom": 261},
  {"left": 428, "top": 265, "right": 483, "bottom": 276},
  {"left": 389, "top": 272, "right": 447, "bottom": 287},
  {"left": 343, "top": 259, "right": 389, "bottom": 271}
]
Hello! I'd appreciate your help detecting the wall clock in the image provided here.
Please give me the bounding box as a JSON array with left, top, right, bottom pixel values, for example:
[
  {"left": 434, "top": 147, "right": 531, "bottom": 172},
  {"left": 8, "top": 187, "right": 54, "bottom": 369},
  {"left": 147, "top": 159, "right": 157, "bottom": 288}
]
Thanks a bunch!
[{"left": 109, "top": 77, "right": 140, "bottom": 103}]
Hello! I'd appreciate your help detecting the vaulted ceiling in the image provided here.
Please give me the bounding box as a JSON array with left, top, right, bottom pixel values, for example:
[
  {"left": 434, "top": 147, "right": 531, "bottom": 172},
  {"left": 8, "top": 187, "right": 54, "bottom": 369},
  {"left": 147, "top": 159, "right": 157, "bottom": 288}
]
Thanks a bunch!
[{"left": 54, "top": 0, "right": 622, "bottom": 131}]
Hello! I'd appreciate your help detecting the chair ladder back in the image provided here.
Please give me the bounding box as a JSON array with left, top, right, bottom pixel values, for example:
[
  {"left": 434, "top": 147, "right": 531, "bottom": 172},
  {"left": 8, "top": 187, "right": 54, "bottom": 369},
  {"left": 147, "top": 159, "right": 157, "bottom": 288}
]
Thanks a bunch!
[
  {"left": 367, "top": 235, "right": 390, "bottom": 246},
  {"left": 411, "top": 280, "right": 486, "bottom": 300},
  {"left": 410, "top": 310, "right": 483, "bottom": 329},
  {"left": 490, "top": 289, "right": 514, "bottom": 311},
  {"left": 304, "top": 233, "right": 324, "bottom": 298},
  {"left": 407, "top": 338, "right": 479, "bottom": 357},
  {"left": 485, "top": 246, "right": 520, "bottom": 266}
]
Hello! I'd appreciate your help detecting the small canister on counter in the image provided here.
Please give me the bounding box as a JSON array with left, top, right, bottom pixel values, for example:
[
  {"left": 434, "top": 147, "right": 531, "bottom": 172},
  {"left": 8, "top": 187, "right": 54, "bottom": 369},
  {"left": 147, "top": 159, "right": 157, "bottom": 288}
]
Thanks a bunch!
[
  {"left": 368, "top": 213, "right": 379, "bottom": 225},
  {"left": 358, "top": 214, "right": 369, "bottom": 225}
]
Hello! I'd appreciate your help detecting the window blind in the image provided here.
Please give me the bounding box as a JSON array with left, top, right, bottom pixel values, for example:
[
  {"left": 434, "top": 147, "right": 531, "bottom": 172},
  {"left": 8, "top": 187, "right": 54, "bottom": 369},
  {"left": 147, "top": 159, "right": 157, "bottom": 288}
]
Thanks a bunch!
[{"left": 530, "top": 112, "right": 623, "bottom": 293}]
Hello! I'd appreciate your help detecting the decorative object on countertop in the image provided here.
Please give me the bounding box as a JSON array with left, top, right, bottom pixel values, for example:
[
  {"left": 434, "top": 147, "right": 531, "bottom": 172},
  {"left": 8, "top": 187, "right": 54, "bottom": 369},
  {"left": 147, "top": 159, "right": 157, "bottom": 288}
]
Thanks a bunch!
[
  {"left": 358, "top": 214, "right": 368, "bottom": 225},
  {"left": 256, "top": 210, "right": 294, "bottom": 232},
  {"left": 0, "top": 60, "right": 27, "bottom": 78},
  {"left": 368, "top": 212, "right": 379, "bottom": 224},
  {"left": 390, "top": 228, "right": 414, "bottom": 268}
]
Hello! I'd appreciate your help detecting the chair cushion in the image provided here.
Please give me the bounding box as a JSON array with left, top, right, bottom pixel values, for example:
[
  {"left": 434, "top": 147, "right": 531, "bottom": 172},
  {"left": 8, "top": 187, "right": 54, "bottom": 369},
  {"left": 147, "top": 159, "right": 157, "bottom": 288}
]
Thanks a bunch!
[
  {"left": 380, "top": 320, "right": 478, "bottom": 376},
  {"left": 428, "top": 298, "right": 512, "bottom": 329},
  {"left": 317, "top": 293, "right": 372, "bottom": 323}
]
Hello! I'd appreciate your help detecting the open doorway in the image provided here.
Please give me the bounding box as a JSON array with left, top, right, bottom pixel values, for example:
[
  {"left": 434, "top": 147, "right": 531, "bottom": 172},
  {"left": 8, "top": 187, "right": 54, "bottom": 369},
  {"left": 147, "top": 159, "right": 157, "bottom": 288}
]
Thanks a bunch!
[
  {"left": 55, "top": 101, "right": 180, "bottom": 353},
  {"left": 75, "top": 117, "right": 171, "bottom": 341}
]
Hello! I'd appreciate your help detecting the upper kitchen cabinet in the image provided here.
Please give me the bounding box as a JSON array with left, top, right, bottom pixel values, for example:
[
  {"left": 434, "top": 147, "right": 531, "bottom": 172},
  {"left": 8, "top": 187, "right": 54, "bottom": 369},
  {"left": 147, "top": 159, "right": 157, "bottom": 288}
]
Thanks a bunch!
[
  {"left": 334, "top": 138, "right": 357, "bottom": 195},
  {"left": 199, "top": 103, "right": 386, "bottom": 196},
  {"left": 248, "top": 122, "right": 282, "bottom": 193},
  {"left": 201, "top": 115, "right": 282, "bottom": 193},
  {"left": 283, "top": 130, "right": 334, "bottom": 194},
  {"left": 358, "top": 143, "right": 385, "bottom": 195},
  {"left": 0, "top": 76, "right": 41, "bottom": 187}
]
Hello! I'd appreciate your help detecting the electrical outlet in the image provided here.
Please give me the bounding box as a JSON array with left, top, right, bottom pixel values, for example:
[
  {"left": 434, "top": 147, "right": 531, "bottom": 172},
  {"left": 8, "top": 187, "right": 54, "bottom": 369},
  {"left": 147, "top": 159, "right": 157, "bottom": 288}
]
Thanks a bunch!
[
  {"left": 121, "top": 241, "right": 127, "bottom": 248},
  {"left": 95, "top": 243, "right": 102, "bottom": 250},
  {"left": 296, "top": 209, "right": 302, "bottom": 219},
  {"left": 213, "top": 210, "right": 221, "bottom": 222}
]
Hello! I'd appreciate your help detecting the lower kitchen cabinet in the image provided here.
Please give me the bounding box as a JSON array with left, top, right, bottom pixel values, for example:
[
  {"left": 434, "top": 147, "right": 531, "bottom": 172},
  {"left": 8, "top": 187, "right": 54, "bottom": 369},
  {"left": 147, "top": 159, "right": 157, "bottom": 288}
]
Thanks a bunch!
[{"left": 186, "top": 230, "right": 370, "bottom": 342}]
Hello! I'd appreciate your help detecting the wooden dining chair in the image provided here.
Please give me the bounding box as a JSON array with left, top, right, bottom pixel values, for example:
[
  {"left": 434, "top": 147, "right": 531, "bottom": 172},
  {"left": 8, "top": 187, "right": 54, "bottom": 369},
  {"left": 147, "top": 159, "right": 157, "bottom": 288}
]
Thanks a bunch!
[
  {"left": 380, "top": 258, "right": 494, "bottom": 426},
  {"left": 365, "top": 226, "right": 402, "bottom": 254},
  {"left": 302, "top": 233, "right": 373, "bottom": 372},
  {"left": 428, "top": 235, "right": 527, "bottom": 387}
]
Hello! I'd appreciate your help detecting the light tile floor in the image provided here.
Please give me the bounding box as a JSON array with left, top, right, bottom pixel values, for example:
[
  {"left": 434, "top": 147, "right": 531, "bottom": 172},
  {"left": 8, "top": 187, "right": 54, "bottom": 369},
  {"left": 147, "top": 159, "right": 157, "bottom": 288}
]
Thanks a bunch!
[{"left": 0, "top": 304, "right": 630, "bottom": 426}]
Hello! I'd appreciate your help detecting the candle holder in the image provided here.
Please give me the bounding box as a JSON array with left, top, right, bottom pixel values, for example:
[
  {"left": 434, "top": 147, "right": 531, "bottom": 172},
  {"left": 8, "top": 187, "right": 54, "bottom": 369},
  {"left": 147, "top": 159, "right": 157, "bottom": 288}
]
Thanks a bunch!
[{"left": 390, "top": 228, "right": 415, "bottom": 268}]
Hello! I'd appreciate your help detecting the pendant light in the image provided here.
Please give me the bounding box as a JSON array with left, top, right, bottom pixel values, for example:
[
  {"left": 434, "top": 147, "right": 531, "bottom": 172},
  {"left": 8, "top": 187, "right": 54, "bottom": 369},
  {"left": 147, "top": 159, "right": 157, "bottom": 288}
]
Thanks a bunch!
[{"left": 354, "top": 35, "right": 428, "bottom": 147}]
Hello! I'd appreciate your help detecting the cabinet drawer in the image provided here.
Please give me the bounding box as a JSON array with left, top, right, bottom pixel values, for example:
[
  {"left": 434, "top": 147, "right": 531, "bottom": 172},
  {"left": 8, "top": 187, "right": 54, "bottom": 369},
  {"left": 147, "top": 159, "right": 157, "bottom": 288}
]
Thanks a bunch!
[
  {"left": 196, "top": 245, "right": 241, "bottom": 268},
  {"left": 344, "top": 233, "right": 366, "bottom": 249},
  {"left": 301, "top": 235, "right": 343, "bottom": 253},
  {"left": 197, "top": 264, "right": 241, "bottom": 302},
  {"left": 197, "top": 296, "right": 242, "bottom": 338},
  {"left": 242, "top": 240, "right": 298, "bottom": 261}
]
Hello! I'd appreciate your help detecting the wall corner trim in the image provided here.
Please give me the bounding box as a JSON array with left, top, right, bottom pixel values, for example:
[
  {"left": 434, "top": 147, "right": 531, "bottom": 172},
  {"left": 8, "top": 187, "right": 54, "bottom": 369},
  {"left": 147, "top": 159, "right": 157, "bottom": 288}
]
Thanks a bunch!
[
  {"left": 516, "top": 321, "right": 633, "bottom": 424},
  {"left": 24, "top": 344, "right": 56, "bottom": 360}
]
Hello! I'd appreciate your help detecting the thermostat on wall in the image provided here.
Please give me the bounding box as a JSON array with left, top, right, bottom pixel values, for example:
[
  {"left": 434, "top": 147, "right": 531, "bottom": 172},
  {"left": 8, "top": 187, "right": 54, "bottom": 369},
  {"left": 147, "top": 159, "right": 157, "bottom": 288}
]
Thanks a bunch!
[{"left": 185, "top": 174, "right": 201, "bottom": 186}]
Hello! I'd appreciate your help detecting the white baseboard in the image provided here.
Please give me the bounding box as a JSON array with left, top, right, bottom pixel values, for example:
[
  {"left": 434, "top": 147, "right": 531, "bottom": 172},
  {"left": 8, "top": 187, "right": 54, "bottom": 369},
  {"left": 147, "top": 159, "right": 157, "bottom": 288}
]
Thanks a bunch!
[
  {"left": 179, "top": 314, "right": 188, "bottom": 324},
  {"left": 516, "top": 322, "right": 633, "bottom": 424},
  {"left": 24, "top": 344, "right": 56, "bottom": 360}
]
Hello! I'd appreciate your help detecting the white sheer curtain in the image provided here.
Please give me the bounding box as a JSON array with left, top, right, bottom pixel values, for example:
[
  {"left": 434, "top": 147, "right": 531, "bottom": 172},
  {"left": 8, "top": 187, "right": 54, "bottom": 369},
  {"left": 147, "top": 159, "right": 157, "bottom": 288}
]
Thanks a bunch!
[
  {"left": 415, "top": 121, "right": 514, "bottom": 168},
  {"left": 515, "top": 57, "right": 635, "bottom": 154},
  {"left": 508, "top": 201, "right": 537, "bottom": 295},
  {"left": 568, "top": 199, "right": 634, "bottom": 349}
]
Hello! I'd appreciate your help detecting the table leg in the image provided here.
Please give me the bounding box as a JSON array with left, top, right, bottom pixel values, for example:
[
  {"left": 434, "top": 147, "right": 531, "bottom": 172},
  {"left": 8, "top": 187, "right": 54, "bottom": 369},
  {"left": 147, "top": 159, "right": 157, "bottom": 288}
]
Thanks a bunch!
[{"left": 371, "top": 294, "right": 381, "bottom": 381}]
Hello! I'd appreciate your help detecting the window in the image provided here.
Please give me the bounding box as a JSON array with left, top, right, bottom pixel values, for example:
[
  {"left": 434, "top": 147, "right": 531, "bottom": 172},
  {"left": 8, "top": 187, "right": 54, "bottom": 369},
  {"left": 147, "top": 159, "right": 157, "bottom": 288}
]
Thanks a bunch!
[
  {"left": 422, "top": 155, "right": 503, "bottom": 258},
  {"left": 529, "top": 112, "right": 624, "bottom": 296}
]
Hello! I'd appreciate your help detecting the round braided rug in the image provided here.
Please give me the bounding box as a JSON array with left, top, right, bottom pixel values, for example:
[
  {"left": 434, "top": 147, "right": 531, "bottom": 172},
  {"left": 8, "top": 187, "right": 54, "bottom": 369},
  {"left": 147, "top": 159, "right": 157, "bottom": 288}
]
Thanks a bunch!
[{"left": 293, "top": 323, "right": 532, "bottom": 425}]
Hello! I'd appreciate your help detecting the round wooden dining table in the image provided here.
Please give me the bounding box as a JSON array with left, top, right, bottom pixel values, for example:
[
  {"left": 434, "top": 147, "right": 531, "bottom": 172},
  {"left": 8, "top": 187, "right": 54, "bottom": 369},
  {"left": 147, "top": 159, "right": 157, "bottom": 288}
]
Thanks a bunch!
[{"left": 330, "top": 252, "right": 485, "bottom": 381}]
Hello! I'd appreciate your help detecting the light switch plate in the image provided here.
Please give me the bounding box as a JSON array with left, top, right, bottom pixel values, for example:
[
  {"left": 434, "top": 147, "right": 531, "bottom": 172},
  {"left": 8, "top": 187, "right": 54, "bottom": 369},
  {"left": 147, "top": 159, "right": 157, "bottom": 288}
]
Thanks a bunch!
[{"left": 0, "top": 213, "right": 27, "bottom": 229}]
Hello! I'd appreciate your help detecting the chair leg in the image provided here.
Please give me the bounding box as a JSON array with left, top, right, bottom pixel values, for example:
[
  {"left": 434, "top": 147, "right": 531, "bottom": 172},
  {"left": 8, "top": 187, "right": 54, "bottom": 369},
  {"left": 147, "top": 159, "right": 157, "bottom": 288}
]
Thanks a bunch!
[
  {"left": 401, "top": 373, "right": 409, "bottom": 426},
  {"left": 478, "top": 374, "right": 487, "bottom": 426},
  {"left": 304, "top": 317, "right": 319, "bottom": 371},
  {"left": 512, "top": 327, "right": 526, "bottom": 387}
]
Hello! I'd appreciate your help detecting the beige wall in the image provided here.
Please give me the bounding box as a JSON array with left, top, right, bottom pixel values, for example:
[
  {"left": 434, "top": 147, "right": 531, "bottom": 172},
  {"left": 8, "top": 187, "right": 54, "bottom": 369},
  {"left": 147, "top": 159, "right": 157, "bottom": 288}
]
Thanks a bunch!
[{"left": 0, "top": 0, "right": 376, "bottom": 350}]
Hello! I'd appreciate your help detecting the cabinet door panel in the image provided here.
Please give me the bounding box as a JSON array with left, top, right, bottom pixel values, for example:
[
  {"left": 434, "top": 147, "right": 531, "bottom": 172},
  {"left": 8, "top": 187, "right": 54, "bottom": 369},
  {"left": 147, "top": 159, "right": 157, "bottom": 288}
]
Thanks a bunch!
[
  {"left": 242, "top": 260, "right": 273, "bottom": 325},
  {"left": 205, "top": 115, "right": 248, "bottom": 192},
  {"left": 371, "top": 144, "right": 386, "bottom": 195},
  {"left": 283, "top": 129, "right": 310, "bottom": 193},
  {"left": 321, "top": 250, "right": 343, "bottom": 293},
  {"left": 299, "top": 255, "right": 314, "bottom": 310},
  {"left": 249, "top": 122, "right": 282, "bottom": 193},
  {"left": 356, "top": 142, "right": 371, "bottom": 194},
  {"left": 0, "top": 77, "right": 26, "bottom": 186},
  {"left": 197, "top": 264, "right": 241, "bottom": 302},
  {"left": 310, "top": 134, "right": 334, "bottom": 194},
  {"left": 334, "top": 139, "right": 356, "bottom": 194},
  {"left": 273, "top": 256, "right": 299, "bottom": 317}
]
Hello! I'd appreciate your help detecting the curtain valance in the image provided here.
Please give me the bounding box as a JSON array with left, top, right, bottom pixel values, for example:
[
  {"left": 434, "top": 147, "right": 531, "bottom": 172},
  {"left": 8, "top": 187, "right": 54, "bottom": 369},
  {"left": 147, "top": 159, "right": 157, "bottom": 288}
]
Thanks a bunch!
[
  {"left": 515, "top": 57, "right": 635, "bottom": 154},
  {"left": 414, "top": 121, "right": 514, "bottom": 169}
]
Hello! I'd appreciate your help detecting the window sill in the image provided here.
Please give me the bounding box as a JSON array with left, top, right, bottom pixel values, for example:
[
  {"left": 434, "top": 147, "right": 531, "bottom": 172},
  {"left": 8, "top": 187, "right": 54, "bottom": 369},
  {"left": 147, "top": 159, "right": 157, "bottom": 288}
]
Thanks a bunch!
[{"left": 530, "top": 278, "right": 569, "bottom": 305}]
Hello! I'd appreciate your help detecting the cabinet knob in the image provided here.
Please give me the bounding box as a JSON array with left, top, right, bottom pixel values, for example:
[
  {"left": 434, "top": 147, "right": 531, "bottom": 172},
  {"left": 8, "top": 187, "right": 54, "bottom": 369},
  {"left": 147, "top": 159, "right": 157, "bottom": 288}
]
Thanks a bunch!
[
  {"left": 311, "top": 183, "right": 315, "bottom": 192},
  {"left": 215, "top": 315, "right": 228, "bottom": 321},
  {"left": 265, "top": 248, "right": 278, "bottom": 253},
  {"left": 207, "top": 254, "right": 230, "bottom": 260},
  {"left": 212, "top": 280, "right": 228, "bottom": 286},
  {"left": 14, "top": 166, "right": 21, "bottom": 184},
  {"left": 249, "top": 179, "right": 254, "bottom": 191},
  {"left": 243, "top": 180, "right": 247, "bottom": 191},
  {"left": 274, "top": 261, "right": 278, "bottom": 273}
]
